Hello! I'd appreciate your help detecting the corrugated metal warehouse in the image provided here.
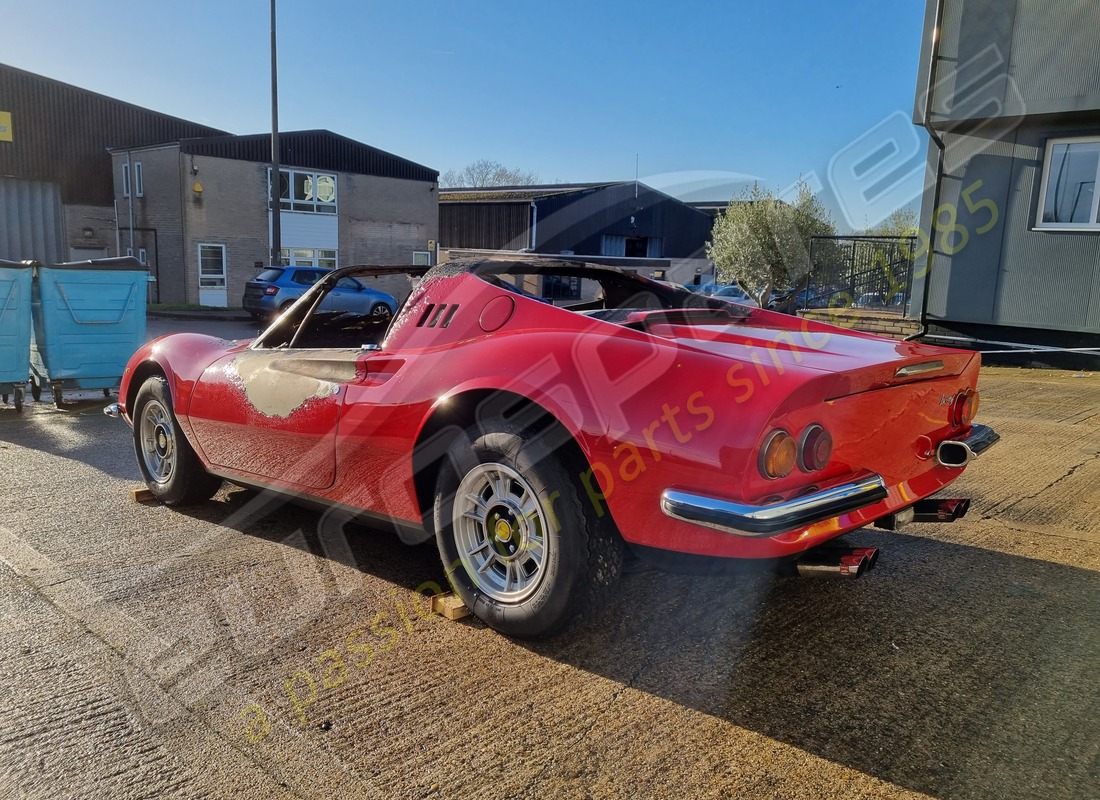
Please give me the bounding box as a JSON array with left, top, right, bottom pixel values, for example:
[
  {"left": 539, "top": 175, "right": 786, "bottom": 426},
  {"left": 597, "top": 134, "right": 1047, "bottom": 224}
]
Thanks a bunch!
[
  {"left": 0, "top": 64, "right": 438, "bottom": 306},
  {"left": 0, "top": 62, "right": 227, "bottom": 263},
  {"left": 440, "top": 182, "right": 715, "bottom": 286}
]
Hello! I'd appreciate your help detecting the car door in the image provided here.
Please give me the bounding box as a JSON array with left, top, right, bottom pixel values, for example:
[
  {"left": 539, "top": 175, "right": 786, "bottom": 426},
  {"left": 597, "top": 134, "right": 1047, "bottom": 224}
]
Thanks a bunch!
[
  {"left": 323, "top": 276, "right": 365, "bottom": 313},
  {"left": 186, "top": 347, "right": 359, "bottom": 490}
]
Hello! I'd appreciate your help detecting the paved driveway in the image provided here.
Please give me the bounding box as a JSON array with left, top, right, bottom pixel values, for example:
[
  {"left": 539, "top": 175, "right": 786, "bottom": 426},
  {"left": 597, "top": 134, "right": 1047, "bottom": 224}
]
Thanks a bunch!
[{"left": 0, "top": 343, "right": 1097, "bottom": 799}]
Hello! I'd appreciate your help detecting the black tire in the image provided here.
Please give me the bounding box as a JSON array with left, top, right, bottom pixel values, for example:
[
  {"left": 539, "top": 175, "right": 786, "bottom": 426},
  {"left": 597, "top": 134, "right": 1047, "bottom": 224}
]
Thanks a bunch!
[
  {"left": 369, "top": 302, "right": 391, "bottom": 317},
  {"left": 433, "top": 420, "right": 622, "bottom": 638},
  {"left": 13, "top": 387, "right": 22, "bottom": 413},
  {"left": 132, "top": 375, "right": 222, "bottom": 505},
  {"left": 52, "top": 382, "right": 63, "bottom": 409},
  {"left": 29, "top": 376, "right": 41, "bottom": 402}
]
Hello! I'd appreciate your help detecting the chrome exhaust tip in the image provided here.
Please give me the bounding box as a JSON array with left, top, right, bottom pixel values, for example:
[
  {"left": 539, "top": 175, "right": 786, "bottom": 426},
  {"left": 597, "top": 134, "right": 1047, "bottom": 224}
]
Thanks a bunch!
[
  {"left": 936, "top": 424, "right": 1000, "bottom": 467},
  {"left": 912, "top": 498, "right": 970, "bottom": 522},
  {"left": 103, "top": 402, "right": 121, "bottom": 418},
  {"left": 936, "top": 441, "right": 973, "bottom": 467},
  {"left": 793, "top": 550, "right": 869, "bottom": 579}
]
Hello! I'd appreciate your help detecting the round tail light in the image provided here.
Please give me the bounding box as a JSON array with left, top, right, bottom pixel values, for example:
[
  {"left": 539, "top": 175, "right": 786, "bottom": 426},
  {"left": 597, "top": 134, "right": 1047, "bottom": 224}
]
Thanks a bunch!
[
  {"left": 952, "top": 389, "right": 980, "bottom": 426},
  {"left": 799, "top": 424, "right": 833, "bottom": 471},
  {"left": 760, "top": 430, "right": 797, "bottom": 479},
  {"left": 962, "top": 390, "right": 980, "bottom": 423}
]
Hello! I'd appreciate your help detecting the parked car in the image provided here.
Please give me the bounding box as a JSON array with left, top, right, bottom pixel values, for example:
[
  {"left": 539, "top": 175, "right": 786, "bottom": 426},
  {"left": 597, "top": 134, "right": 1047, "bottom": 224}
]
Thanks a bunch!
[
  {"left": 108, "top": 259, "right": 998, "bottom": 638},
  {"left": 710, "top": 284, "right": 760, "bottom": 307},
  {"left": 242, "top": 266, "right": 396, "bottom": 320},
  {"left": 855, "top": 293, "right": 887, "bottom": 308}
]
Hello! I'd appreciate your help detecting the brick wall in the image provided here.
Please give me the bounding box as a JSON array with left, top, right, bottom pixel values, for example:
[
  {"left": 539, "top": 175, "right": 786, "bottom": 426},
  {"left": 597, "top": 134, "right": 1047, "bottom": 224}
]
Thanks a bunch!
[
  {"left": 340, "top": 173, "right": 437, "bottom": 265},
  {"left": 118, "top": 149, "right": 437, "bottom": 306},
  {"left": 181, "top": 156, "right": 270, "bottom": 306},
  {"left": 798, "top": 308, "right": 920, "bottom": 340},
  {"left": 112, "top": 146, "right": 188, "bottom": 304},
  {"left": 62, "top": 204, "right": 114, "bottom": 258}
]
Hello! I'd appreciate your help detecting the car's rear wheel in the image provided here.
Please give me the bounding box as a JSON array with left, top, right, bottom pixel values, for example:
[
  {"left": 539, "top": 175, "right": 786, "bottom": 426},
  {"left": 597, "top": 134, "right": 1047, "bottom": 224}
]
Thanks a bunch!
[
  {"left": 434, "top": 420, "right": 622, "bottom": 638},
  {"left": 133, "top": 376, "right": 222, "bottom": 505},
  {"left": 369, "top": 302, "right": 391, "bottom": 317}
]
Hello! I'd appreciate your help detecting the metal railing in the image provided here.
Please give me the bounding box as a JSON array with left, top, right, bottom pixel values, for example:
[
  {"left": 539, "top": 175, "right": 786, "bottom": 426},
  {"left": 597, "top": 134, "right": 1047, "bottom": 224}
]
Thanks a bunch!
[{"left": 801, "top": 235, "right": 919, "bottom": 317}]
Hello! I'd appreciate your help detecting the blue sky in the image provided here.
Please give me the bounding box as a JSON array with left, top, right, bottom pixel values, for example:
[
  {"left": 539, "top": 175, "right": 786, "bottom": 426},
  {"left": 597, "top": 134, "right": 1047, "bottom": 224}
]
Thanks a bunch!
[{"left": 2, "top": 0, "right": 929, "bottom": 230}]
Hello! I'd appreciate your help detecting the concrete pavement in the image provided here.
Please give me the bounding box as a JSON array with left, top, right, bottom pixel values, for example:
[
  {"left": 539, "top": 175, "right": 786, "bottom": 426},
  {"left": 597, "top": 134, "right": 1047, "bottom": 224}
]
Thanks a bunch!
[{"left": 0, "top": 357, "right": 1096, "bottom": 799}]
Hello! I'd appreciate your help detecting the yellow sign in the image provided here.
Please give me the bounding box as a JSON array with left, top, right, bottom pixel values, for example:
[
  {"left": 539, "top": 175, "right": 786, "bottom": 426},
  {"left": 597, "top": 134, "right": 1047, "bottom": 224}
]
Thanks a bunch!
[{"left": 0, "top": 111, "right": 11, "bottom": 142}]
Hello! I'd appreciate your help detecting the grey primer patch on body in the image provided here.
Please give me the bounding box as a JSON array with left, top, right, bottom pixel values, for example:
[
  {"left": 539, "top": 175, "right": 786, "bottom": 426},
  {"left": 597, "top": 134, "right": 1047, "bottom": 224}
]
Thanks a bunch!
[{"left": 229, "top": 351, "right": 354, "bottom": 418}]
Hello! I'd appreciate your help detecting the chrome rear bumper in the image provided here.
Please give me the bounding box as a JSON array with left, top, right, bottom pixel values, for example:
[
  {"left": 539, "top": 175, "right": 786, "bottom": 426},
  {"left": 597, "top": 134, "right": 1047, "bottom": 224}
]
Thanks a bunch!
[{"left": 660, "top": 475, "right": 889, "bottom": 538}]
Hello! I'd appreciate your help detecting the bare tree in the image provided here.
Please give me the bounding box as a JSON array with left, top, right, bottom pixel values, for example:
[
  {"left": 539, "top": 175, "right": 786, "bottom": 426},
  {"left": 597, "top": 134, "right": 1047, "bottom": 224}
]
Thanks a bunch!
[{"left": 439, "top": 159, "right": 539, "bottom": 188}]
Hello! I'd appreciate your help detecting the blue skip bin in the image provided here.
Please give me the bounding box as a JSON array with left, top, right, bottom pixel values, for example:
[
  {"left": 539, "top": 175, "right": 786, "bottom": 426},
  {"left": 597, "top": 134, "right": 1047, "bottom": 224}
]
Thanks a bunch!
[
  {"left": 0, "top": 260, "right": 34, "bottom": 412},
  {"left": 31, "top": 257, "right": 148, "bottom": 407}
]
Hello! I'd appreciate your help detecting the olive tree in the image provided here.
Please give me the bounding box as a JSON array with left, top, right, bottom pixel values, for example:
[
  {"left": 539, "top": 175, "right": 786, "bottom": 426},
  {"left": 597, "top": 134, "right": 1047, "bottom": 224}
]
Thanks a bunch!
[{"left": 706, "top": 179, "right": 836, "bottom": 308}]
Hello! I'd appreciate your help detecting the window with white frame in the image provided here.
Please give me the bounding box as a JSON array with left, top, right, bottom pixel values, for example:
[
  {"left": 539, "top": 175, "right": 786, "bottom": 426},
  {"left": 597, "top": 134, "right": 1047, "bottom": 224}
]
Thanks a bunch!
[
  {"left": 1037, "top": 136, "right": 1100, "bottom": 230},
  {"left": 122, "top": 163, "right": 130, "bottom": 198},
  {"left": 199, "top": 244, "right": 227, "bottom": 289},
  {"left": 278, "top": 248, "right": 337, "bottom": 269},
  {"left": 134, "top": 161, "right": 144, "bottom": 197},
  {"left": 270, "top": 168, "right": 338, "bottom": 214}
]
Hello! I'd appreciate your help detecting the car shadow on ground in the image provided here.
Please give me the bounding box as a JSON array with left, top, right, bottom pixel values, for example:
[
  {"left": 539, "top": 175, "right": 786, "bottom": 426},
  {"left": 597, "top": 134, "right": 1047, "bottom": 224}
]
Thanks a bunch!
[
  {"left": 173, "top": 484, "right": 449, "bottom": 590},
  {"left": 530, "top": 530, "right": 1100, "bottom": 800},
  {"left": 169, "top": 488, "right": 1098, "bottom": 800},
  {"left": 0, "top": 398, "right": 140, "bottom": 481}
]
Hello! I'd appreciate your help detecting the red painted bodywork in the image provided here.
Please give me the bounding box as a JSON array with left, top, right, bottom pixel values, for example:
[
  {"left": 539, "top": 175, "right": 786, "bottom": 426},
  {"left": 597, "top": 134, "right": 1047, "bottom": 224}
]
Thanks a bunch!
[{"left": 119, "top": 265, "right": 988, "bottom": 559}]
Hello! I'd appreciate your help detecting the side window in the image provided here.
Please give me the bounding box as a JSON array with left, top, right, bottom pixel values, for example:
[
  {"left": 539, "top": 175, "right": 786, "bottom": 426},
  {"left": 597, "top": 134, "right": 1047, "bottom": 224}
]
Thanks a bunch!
[
  {"left": 335, "top": 277, "right": 361, "bottom": 290},
  {"left": 292, "top": 270, "right": 320, "bottom": 285}
]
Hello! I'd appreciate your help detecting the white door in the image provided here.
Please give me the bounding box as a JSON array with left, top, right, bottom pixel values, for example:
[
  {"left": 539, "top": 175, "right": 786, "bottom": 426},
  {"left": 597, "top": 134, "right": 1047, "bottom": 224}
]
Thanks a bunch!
[{"left": 198, "top": 243, "right": 228, "bottom": 307}]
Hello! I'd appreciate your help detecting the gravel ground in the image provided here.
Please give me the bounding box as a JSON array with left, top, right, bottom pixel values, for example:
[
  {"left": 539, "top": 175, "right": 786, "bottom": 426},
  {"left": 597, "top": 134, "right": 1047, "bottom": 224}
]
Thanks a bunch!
[{"left": 0, "top": 348, "right": 1097, "bottom": 800}]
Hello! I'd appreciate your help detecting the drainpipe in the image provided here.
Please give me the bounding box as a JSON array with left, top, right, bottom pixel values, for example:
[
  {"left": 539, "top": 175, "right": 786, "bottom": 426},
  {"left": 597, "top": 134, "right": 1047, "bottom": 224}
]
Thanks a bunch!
[
  {"left": 126, "top": 150, "right": 135, "bottom": 258},
  {"left": 906, "top": 0, "right": 947, "bottom": 342},
  {"left": 530, "top": 202, "right": 538, "bottom": 251},
  {"left": 113, "top": 199, "right": 120, "bottom": 257}
]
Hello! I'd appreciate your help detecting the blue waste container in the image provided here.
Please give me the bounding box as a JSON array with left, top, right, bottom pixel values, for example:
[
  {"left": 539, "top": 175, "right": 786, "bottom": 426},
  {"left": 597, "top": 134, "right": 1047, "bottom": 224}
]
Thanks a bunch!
[
  {"left": 30, "top": 257, "right": 148, "bottom": 407},
  {"left": 0, "top": 260, "right": 33, "bottom": 412}
]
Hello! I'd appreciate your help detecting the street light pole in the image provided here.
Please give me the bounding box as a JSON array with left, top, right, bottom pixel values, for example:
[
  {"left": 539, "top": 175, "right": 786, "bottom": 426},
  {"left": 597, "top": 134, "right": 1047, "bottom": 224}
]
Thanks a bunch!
[{"left": 269, "top": 0, "right": 281, "bottom": 267}]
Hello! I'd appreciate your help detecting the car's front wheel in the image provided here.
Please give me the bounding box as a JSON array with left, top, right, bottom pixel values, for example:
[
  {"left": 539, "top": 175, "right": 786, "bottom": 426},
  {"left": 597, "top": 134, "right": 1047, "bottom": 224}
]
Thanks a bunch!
[
  {"left": 434, "top": 420, "right": 622, "bottom": 638},
  {"left": 369, "top": 302, "right": 392, "bottom": 317},
  {"left": 132, "top": 376, "right": 222, "bottom": 505}
]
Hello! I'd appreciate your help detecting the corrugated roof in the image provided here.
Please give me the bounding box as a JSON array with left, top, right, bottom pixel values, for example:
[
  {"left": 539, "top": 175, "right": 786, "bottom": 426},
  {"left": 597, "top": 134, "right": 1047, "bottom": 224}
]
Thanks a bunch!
[
  {"left": 439, "top": 182, "right": 618, "bottom": 203},
  {"left": 175, "top": 130, "right": 438, "bottom": 182}
]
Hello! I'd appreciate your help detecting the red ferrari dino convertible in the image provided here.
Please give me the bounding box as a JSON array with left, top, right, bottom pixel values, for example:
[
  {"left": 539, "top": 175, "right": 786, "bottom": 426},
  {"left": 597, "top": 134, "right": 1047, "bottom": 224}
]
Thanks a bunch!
[{"left": 108, "top": 259, "right": 998, "bottom": 637}]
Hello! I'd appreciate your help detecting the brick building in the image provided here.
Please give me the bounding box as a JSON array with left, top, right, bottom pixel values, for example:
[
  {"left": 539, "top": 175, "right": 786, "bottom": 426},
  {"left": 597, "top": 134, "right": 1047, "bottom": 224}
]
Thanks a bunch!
[{"left": 111, "top": 130, "right": 438, "bottom": 306}]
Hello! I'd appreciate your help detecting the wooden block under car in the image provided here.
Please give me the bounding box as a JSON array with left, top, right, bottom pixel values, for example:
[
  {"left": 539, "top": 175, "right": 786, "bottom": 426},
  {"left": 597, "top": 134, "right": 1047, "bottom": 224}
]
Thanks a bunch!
[
  {"left": 129, "top": 486, "right": 158, "bottom": 503},
  {"left": 430, "top": 593, "right": 471, "bottom": 621}
]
